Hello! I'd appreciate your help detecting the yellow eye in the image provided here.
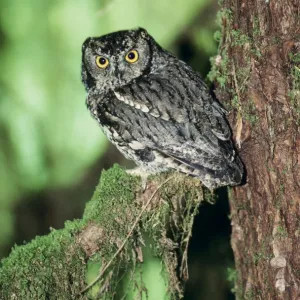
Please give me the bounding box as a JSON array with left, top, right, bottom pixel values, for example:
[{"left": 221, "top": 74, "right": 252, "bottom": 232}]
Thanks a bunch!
[
  {"left": 125, "top": 50, "right": 139, "bottom": 63},
  {"left": 96, "top": 56, "right": 109, "bottom": 69}
]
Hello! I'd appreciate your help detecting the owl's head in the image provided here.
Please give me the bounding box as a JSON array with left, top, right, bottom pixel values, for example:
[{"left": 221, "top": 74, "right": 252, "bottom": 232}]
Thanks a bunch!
[{"left": 81, "top": 28, "right": 158, "bottom": 91}]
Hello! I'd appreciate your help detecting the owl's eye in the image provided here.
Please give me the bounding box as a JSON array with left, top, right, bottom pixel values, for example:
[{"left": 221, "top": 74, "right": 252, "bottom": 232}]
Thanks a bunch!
[
  {"left": 125, "top": 50, "right": 139, "bottom": 63},
  {"left": 96, "top": 56, "right": 109, "bottom": 69}
]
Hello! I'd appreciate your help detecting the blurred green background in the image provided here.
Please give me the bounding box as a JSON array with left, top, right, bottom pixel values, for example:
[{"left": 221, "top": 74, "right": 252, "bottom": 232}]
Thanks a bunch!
[{"left": 0, "top": 0, "right": 234, "bottom": 299}]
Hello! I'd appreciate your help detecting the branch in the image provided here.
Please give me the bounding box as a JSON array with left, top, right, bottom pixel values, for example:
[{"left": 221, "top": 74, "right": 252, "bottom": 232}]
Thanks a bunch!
[{"left": 0, "top": 165, "right": 203, "bottom": 299}]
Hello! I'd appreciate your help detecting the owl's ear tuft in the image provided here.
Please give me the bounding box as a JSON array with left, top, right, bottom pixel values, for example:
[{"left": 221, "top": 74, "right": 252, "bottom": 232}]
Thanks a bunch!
[
  {"left": 137, "top": 28, "right": 149, "bottom": 39},
  {"left": 81, "top": 37, "right": 96, "bottom": 91},
  {"left": 82, "top": 37, "right": 92, "bottom": 53}
]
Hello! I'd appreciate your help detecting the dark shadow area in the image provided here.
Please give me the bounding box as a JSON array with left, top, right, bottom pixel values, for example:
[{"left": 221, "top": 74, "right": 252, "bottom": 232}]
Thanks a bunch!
[
  {"left": 185, "top": 188, "right": 235, "bottom": 300},
  {"left": 10, "top": 145, "right": 126, "bottom": 257}
]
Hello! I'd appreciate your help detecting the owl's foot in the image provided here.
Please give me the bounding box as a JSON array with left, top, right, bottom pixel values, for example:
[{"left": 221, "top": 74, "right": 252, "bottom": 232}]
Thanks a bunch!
[{"left": 126, "top": 167, "right": 149, "bottom": 191}]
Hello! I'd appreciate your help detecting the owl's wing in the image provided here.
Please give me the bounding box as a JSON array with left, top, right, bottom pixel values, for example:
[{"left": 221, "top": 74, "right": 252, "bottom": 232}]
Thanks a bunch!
[
  {"left": 114, "top": 69, "right": 232, "bottom": 149},
  {"left": 111, "top": 69, "right": 242, "bottom": 187}
]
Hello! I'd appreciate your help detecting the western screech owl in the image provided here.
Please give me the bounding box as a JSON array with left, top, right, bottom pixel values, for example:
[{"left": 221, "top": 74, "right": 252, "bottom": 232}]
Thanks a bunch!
[{"left": 81, "top": 28, "right": 243, "bottom": 189}]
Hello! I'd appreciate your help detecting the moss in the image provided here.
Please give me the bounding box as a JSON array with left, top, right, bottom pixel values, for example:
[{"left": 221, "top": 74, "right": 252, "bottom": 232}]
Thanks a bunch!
[
  {"left": 140, "top": 173, "right": 203, "bottom": 299},
  {"left": 243, "top": 99, "right": 259, "bottom": 126},
  {"left": 231, "top": 29, "right": 251, "bottom": 47},
  {"left": 84, "top": 171, "right": 203, "bottom": 299},
  {"left": 276, "top": 225, "right": 288, "bottom": 238},
  {"left": 227, "top": 267, "right": 237, "bottom": 293},
  {"left": 252, "top": 17, "right": 261, "bottom": 39},
  {"left": 82, "top": 165, "right": 142, "bottom": 298},
  {"left": 0, "top": 166, "right": 204, "bottom": 300},
  {"left": 0, "top": 220, "right": 87, "bottom": 299},
  {"left": 118, "top": 235, "right": 170, "bottom": 300},
  {"left": 83, "top": 165, "right": 142, "bottom": 256},
  {"left": 208, "top": 51, "right": 230, "bottom": 89},
  {"left": 84, "top": 164, "right": 139, "bottom": 223},
  {"left": 207, "top": 9, "right": 232, "bottom": 89},
  {"left": 244, "top": 288, "right": 261, "bottom": 300},
  {"left": 0, "top": 165, "right": 140, "bottom": 300},
  {"left": 208, "top": 9, "right": 262, "bottom": 127},
  {"left": 252, "top": 237, "right": 272, "bottom": 266}
]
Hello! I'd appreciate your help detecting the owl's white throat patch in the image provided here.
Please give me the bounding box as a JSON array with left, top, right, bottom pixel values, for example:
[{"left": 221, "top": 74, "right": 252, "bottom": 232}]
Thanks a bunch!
[{"left": 114, "top": 91, "right": 150, "bottom": 113}]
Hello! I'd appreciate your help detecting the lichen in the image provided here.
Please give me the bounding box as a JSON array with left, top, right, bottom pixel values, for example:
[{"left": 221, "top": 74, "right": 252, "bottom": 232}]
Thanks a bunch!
[
  {"left": 207, "top": 9, "right": 232, "bottom": 91},
  {"left": 288, "top": 51, "right": 300, "bottom": 124},
  {"left": 208, "top": 8, "right": 260, "bottom": 126}
]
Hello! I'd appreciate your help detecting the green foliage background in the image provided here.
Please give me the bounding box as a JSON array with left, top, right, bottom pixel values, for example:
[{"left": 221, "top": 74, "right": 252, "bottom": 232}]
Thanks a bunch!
[
  {"left": 0, "top": 1, "right": 236, "bottom": 299},
  {"left": 0, "top": 0, "right": 215, "bottom": 251}
]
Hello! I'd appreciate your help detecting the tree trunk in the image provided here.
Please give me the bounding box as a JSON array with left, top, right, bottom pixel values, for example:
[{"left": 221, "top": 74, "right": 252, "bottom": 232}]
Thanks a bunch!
[{"left": 211, "top": 0, "right": 300, "bottom": 298}]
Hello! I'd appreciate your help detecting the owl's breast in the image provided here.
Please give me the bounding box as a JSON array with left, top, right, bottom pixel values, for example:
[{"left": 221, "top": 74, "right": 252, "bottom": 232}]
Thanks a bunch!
[{"left": 88, "top": 94, "right": 138, "bottom": 148}]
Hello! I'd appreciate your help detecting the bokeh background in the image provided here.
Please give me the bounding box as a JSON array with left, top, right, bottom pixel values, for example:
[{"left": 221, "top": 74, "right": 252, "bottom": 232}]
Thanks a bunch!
[{"left": 0, "top": 0, "right": 235, "bottom": 299}]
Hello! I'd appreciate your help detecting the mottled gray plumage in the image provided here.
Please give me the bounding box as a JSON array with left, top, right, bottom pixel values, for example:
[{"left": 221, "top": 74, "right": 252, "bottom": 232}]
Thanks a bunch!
[{"left": 81, "top": 28, "right": 243, "bottom": 188}]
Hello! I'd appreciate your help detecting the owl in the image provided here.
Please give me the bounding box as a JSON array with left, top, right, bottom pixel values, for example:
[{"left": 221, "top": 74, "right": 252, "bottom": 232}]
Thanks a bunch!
[{"left": 81, "top": 28, "right": 243, "bottom": 189}]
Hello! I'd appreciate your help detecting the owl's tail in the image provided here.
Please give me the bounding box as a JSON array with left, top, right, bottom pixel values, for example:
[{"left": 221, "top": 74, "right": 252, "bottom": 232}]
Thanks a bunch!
[{"left": 169, "top": 152, "right": 244, "bottom": 189}]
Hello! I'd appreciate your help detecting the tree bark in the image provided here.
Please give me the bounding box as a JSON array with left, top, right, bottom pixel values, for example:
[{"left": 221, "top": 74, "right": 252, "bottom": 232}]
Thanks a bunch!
[{"left": 211, "top": 0, "right": 300, "bottom": 298}]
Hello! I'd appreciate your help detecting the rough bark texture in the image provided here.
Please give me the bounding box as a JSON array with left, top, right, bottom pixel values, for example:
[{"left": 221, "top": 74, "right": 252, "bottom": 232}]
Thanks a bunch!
[{"left": 213, "top": 0, "right": 300, "bottom": 298}]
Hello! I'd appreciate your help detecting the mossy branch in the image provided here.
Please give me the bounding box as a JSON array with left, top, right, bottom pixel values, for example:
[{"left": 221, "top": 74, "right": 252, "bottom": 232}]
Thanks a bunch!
[{"left": 0, "top": 165, "right": 203, "bottom": 300}]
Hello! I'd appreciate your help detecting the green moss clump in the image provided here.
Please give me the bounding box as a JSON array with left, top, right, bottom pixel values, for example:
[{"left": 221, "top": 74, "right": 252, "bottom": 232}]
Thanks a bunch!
[
  {"left": 140, "top": 174, "right": 203, "bottom": 299},
  {"left": 84, "top": 164, "right": 140, "bottom": 222},
  {"left": 85, "top": 171, "right": 204, "bottom": 300},
  {"left": 0, "top": 166, "right": 204, "bottom": 300},
  {"left": 227, "top": 267, "right": 237, "bottom": 294},
  {"left": 0, "top": 220, "right": 87, "bottom": 299},
  {"left": 0, "top": 165, "right": 139, "bottom": 300},
  {"left": 208, "top": 8, "right": 262, "bottom": 126},
  {"left": 207, "top": 9, "right": 232, "bottom": 89},
  {"left": 231, "top": 29, "right": 251, "bottom": 47},
  {"left": 83, "top": 165, "right": 140, "bottom": 261}
]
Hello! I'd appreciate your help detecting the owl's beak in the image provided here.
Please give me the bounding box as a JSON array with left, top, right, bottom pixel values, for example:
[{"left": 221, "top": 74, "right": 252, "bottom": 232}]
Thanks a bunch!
[
  {"left": 115, "top": 70, "right": 125, "bottom": 84},
  {"left": 112, "top": 64, "right": 125, "bottom": 85}
]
